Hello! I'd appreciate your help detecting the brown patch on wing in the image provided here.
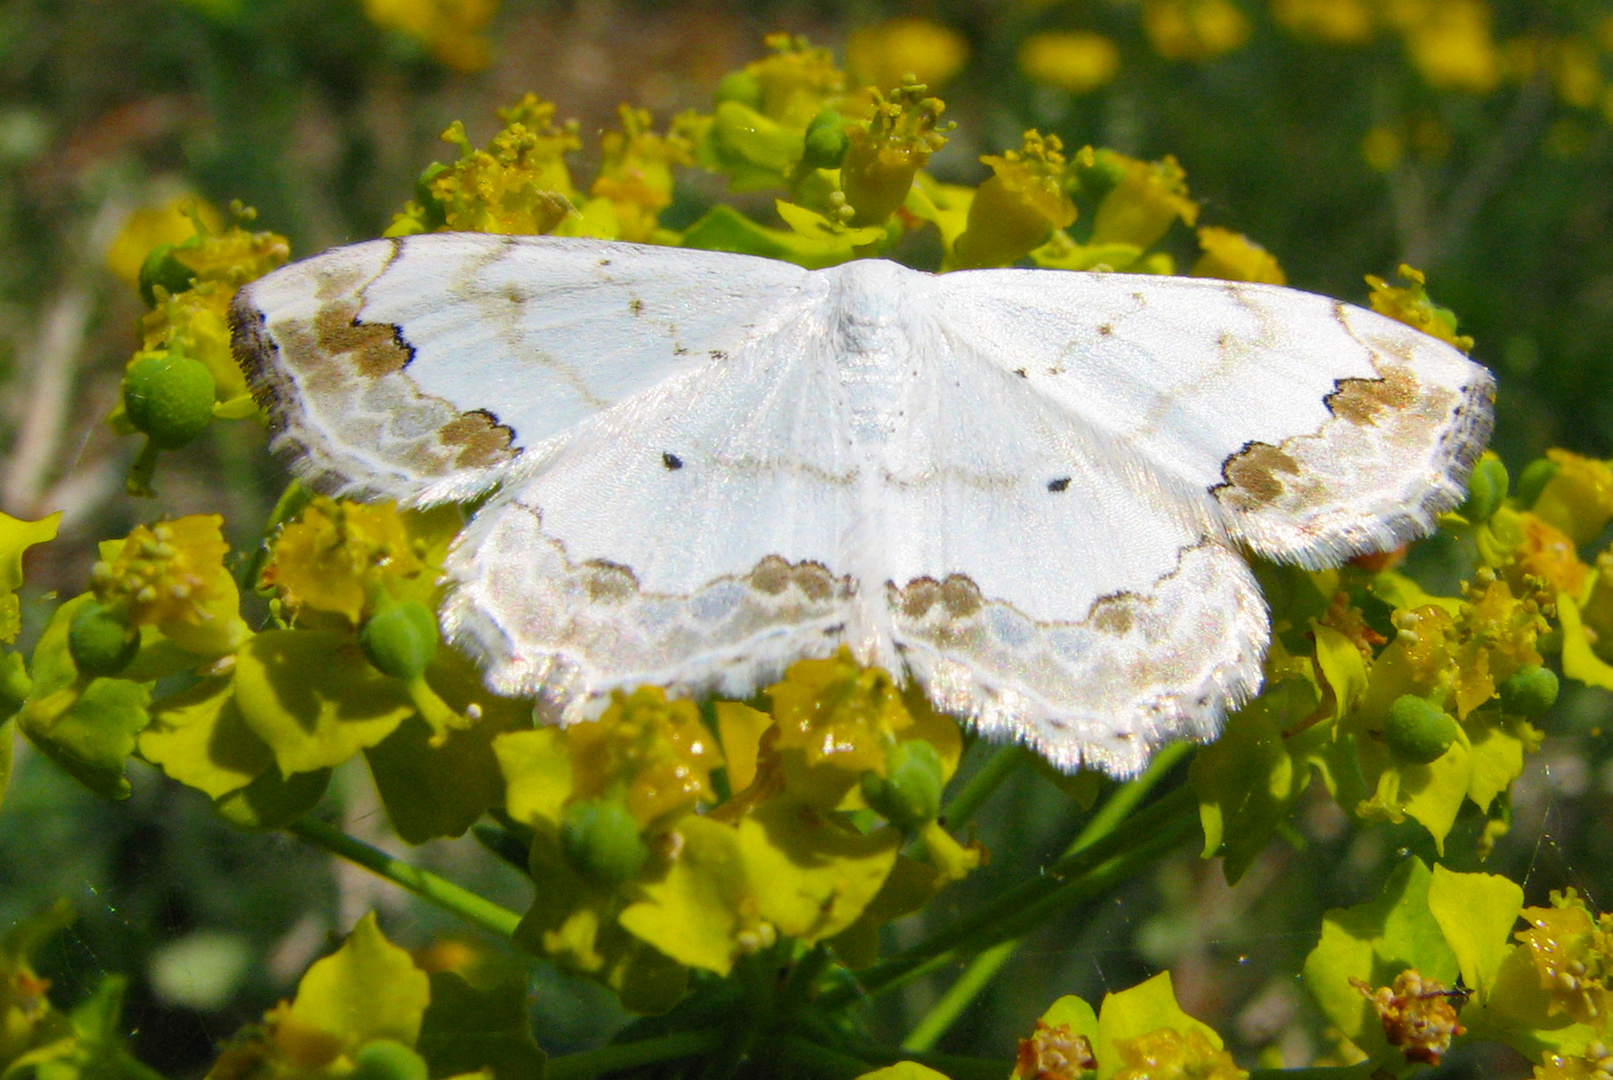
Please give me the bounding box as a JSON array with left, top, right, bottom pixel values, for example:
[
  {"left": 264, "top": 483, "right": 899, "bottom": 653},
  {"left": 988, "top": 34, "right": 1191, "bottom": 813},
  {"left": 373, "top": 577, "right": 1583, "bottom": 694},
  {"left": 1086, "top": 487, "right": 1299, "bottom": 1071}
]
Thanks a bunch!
[
  {"left": 1326, "top": 366, "right": 1418, "bottom": 425},
  {"left": 749, "top": 555, "right": 837, "bottom": 600},
  {"left": 896, "top": 574, "right": 983, "bottom": 620},
  {"left": 1087, "top": 592, "right": 1142, "bottom": 635},
  {"left": 314, "top": 306, "right": 411, "bottom": 377},
  {"left": 582, "top": 560, "right": 638, "bottom": 603},
  {"left": 1220, "top": 443, "right": 1301, "bottom": 507},
  {"left": 441, "top": 409, "right": 516, "bottom": 469}
]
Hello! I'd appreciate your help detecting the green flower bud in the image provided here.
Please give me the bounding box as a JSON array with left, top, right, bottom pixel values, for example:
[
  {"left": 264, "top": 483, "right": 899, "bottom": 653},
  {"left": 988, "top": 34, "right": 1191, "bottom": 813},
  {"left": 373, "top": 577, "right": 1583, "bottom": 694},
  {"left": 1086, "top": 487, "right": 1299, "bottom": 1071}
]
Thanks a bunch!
[
  {"left": 68, "top": 601, "right": 140, "bottom": 677},
  {"left": 861, "top": 738, "right": 944, "bottom": 830},
  {"left": 351, "top": 1040, "right": 428, "bottom": 1080},
  {"left": 1459, "top": 456, "right": 1509, "bottom": 523},
  {"left": 1514, "top": 457, "right": 1561, "bottom": 510},
  {"left": 122, "top": 351, "right": 217, "bottom": 450},
  {"left": 1499, "top": 664, "right": 1559, "bottom": 717},
  {"left": 800, "top": 109, "right": 848, "bottom": 171},
  {"left": 137, "top": 244, "right": 197, "bottom": 307},
  {"left": 559, "top": 797, "right": 649, "bottom": 884},
  {"left": 716, "top": 70, "right": 763, "bottom": 109},
  {"left": 360, "top": 599, "right": 439, "bottom": 681},
  {"left": 1384, "top": 695, "right": 1459, "bottom": 765}
]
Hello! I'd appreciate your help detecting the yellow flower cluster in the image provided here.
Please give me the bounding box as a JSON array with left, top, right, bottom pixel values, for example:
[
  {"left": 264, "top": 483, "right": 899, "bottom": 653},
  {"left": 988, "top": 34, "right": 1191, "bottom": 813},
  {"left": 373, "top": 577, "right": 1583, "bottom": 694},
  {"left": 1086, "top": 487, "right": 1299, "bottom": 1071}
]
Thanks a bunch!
[
  {"left": 90, "top": 516, "right": 247, "bottom": 658},
  {"left": 1515, "top": 890, "right": 1613, "bottom": 1028},
  {"left": 494, "top": 649, "right": 970, "bottom": 1005}
]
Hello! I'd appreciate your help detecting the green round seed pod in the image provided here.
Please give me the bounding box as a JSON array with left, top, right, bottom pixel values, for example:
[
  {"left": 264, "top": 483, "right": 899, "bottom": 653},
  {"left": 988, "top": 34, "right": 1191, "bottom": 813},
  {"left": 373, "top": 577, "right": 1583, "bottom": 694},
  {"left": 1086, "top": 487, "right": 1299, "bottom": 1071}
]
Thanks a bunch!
[
  {"left": 1499, "top": 664, "right": 1559, "bottom": 717},
  {"left": 1460, "top": 457, "right": 1509, "bottom": 523},
  {"left": 351, "top": 1040, "right": 428, "bottom": 1080},
  {"left": 861, "top": 739, "right": 944, "bottom": 831},
  {"left": 800, "top": 109, "right": 848, "bottom": 171},
  {"left": 1384, "top": 695, "right": 1459, "bottom": 765},
  {"left": 715, "top": 70, "right": 762, "bottom": 108},
  {"left": 137, "top": 244, "right": 198, "bottom": 307},
  {"left": 1514, "top": 457, "right": 1560, "bottom": 510},
  {"left": 360, "top": 599, "right": 439, "bottom": 681},
  {"left": 68, "top": 601, "right": 140, "bottom": 677},
  {"left": 122, "top": 351, "right": 217, "bottom": 450},
  {"left": 559, "top": 797, "right": 649, "bottom": 884}
]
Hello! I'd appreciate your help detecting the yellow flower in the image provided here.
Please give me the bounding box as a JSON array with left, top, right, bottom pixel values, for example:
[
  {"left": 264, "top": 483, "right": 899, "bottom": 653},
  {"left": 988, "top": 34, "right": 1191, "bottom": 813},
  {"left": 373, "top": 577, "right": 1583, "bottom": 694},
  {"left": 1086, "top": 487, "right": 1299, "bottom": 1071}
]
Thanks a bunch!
[
  {"left": 565, "top": 687, "right": 724, "bottom": 829},
  {"left": 1365, "top": 265, "right": 1474, "bottom": 352},
  {"left": 747, "top": 33, "right": 846, "bottom": 127},
  {"left": 1191, "top": 226, "right": 1287, "bottom": 284},
  {"left": 1529, "top": 449, "right": 1613, "bottom": 546},
  {"left": 952, "top": 131, "right": 1080, "bottom": 270},
  {"left": 263, "top": 498, "right": 451, "bottom": 630},
  {"left": 1113, "top": 1026, "right": 1247, "bottom": 1080},
  {"left": 1448, "top": 570, "right": 1547, "bottom": 718},
  {"left": 1515, "top": 889, "right": 1612, "bottom": 1027},
  {"left": 840, "top": 81, "right": 951, "bottom": 227},
  {"left": 1018, "top": 31, "right": 1122, "bottom": 95},
  {"left": 389, "top": 97, "right": 582, "bottom": 237},
  {"left": 361, "top": 0, "right": 496, "bottom": 73},
  {"left": 1270, "top": 0, "right": 1376, "bottom": 45},
  {"left": 1505, "top": 512, "right": 1587, "bottom": 598},
  {"left": 105, "top": 198, "right": 224, "bottom": 286},
  {"left": 1088, "top": 151, "right": 1199, "bottom": 250},
  {"left": 90, "top": 515, "right": 247, "bottom": 658},
  {"left": 590, "top": 106, "right": 694, "bottom": 244},
  {"left": 766, "top": 649, "right": 912, "bottom": 775},
  {"left": 1141, "top": 0, "right": 1251, "bottom": 62},
  {"left": 845, "top": 18, "right": 970, "bottom": 92},
  {"left": 1534, "top": 1045, "right": 1613, "bottom": 1080},
  {"left": 1393, "top": 0, "right": 1501, "bottom": 93}
]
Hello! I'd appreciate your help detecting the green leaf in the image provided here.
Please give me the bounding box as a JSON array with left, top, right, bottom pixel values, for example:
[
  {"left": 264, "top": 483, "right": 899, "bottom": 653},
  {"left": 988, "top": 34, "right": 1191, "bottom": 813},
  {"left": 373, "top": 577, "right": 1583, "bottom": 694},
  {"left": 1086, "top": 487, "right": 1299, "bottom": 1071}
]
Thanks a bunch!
[
  {"left": 289, "top": 912, "right": 430, "bottom": 1051},
  {"left": 0, "top": 511, "right": 59, "bottom": 645},
  {"left": 1557, "top": 591, "right": 1613, "bottom": 690},
  {"left": 0, "top": 900, "right": 75, "bottom": 1068},
  {"left": 213, "top": 764, "right": 331, "bottom": 830},
  {"left": 366, "top": 648, "right": 533, "bottom": 842},
  {"left": 736, "top": 797, "right": 901, "bottom": 943},
  {"left": 680, "top": 205, "right": 871, "bottom": 270},
  {"left": 416, "top": 972, "right": 545, "bottom": 1080},
  {"left": 1190, "top": 684, "right": 1313, "bottom": 884},
  {"left": 1093, "top": 972, "right": 1222, "bottom": 1080},
  {"left": 494, "top": 728, "right": 573, "bottom": 829},
  {"left": 1463, "top": 710, "right": 1531, "bottom": 812},
  {"left": 19, "top": 632, "right": 150, "bottom": 800},
  {"left": 513, "top": 830, "right": 688, "bottom": 1014},
  {"left": 1425, "top": 864, "right": 1521, "bottom": 1001},
  {"left": 138, "top": 676, "right": 273, "bottom": 800},
  {"left": 232, "top": 630, "right": 414, "bottom": 775},
  {"left": 1301, "top": 857, "right": 1458, "bottom": 1062},
  {"left": 619, "top": 816, "right": 753, "bottom": 976},
  {"left": 4, "top": 976, "right": 163, "bottom": 1080}
]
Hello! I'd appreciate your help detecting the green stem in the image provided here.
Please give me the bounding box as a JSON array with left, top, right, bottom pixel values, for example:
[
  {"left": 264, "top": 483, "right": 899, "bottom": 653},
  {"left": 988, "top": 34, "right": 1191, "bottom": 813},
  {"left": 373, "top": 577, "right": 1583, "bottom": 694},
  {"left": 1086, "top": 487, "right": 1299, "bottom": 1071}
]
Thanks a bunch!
[
  {"left": 900, "top": 938, "right": 1016, "bottom": 1052},
  {"left": 287, "top": 817, "right": 522, "bottom": 939},
  {"left": 940, "top": 744, "right": 1027, "bottom": 830},
  {"left": 901, "top": 744, "right": 1194, "bottom": 1051},
  {"left": 822, "top": 783, "right": 1199, "bottom": 1010},
  {"left": 545, "top": 1030, "right": 724, "bottom": 1080}
]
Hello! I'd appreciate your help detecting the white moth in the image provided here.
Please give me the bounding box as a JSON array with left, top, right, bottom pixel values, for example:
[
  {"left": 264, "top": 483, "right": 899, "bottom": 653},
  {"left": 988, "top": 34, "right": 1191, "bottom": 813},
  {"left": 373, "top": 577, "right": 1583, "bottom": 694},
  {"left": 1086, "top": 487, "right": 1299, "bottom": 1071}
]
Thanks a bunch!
[{"left": 230, "top": 234, "right": 1494, "bottom": 776}]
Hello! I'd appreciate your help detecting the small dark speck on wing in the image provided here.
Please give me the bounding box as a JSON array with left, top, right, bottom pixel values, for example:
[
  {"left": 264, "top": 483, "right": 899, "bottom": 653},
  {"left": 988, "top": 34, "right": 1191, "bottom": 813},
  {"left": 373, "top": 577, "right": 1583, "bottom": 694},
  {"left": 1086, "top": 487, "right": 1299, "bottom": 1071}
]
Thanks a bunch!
[
  {"left": 662, "top": 452, "right": 684, "bottom": 470},
  {"left": 1047, "top": 477, "right": 1071, "bottom": 492}
]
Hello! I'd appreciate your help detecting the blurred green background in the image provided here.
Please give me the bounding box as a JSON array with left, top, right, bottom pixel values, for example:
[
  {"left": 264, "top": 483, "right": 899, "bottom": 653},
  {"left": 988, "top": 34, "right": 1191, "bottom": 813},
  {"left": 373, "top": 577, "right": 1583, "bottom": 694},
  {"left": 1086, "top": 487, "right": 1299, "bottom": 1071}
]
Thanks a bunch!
[{"left": 2, "top": 0, "right": 1612, "bottom": 1076}]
